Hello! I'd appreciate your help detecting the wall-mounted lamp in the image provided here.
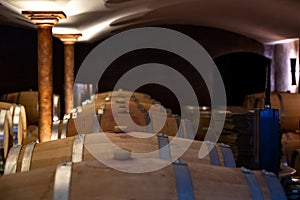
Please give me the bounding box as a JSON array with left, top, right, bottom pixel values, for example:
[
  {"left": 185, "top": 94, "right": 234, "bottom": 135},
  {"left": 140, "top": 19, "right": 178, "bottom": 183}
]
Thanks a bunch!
[{"left": 291, "top": 58, "right": 297, "bottom": 85}]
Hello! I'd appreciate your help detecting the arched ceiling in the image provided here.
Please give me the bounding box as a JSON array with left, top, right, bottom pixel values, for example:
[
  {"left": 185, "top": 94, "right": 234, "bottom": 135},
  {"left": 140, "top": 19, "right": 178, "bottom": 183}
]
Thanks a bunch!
[{"left": 0, "top": 0, "right": 300, "bottom": 43}]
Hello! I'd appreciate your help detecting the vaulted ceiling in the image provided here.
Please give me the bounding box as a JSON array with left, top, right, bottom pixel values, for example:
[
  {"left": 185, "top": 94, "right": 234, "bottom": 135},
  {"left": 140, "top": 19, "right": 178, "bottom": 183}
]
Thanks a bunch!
[{"left": 0, "top": 0, "right": 300, "bottom": 43}]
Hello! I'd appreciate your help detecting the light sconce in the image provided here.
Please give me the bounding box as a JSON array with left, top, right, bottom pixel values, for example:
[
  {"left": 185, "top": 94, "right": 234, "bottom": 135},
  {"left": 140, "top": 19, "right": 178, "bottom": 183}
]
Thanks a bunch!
[{"left": 291, "top": 58, "right": 297, "bottom": 85}]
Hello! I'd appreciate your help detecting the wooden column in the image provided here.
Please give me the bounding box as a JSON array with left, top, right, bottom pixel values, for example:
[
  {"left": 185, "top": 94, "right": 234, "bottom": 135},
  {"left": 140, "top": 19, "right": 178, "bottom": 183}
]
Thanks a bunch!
[
  {"left": 22, "top": 11, "right": 66, "bottom": 142},
  {"left": 54, "top": 34, "right": 82, "bottom": 114}
]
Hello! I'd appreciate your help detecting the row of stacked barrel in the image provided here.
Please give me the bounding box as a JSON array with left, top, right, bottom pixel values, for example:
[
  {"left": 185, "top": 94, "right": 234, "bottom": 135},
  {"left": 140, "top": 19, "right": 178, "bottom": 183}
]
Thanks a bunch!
[
  {"left": 0, "top": 90, "right": 288, "bottom": 171},
  {"left": 50, "top": 89, "right": 195, "bottom": 140},
  {"left": 1, "top": 131, "right": 287, "bottom": 200},
  {"left": 183, "top": 92, "right": 300, "bottom": 173},
  {"left": 1, "top": 90, "right": 296, "bottom": 171},
  {"left": 0, "top": 89, "right": 287, "bottom": 199},
  {"left": 2, "top": 90, "right": 237, "bottom": 173},
  {"left": 0, "top": 89, "right": 195, "bottom": 165},
  {"left": 0, "top": 102, "right": 26, "bottom": 167},
  {"left": 0, "top": 91, "right": 61, "bottom": 171}
]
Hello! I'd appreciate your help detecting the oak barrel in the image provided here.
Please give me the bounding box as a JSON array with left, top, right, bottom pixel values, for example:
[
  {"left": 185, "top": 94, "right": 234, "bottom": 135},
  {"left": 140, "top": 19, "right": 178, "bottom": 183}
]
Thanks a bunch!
[
  {"left": 274, "top": 93, "right": 300, "bottom": 131},
  {"left": 244, "top": 92, "right": 300, "bottom": 131},
  {"left": 98, "top": 99, "right": 148, "bottom": 133},
  {"left": 51, "top": 118, "right": 78, "bottom": 140},
  {"left": 150, "top": 112, "right": 179, "bottom": 136},
  {"left": 93, "top": 90, "right": 153, "bottom": 104},
  {"left": 0, "top": 159, "right": 286, "bottom": 200},
  {"left": 94, "top": 97, "right": 179, "bottom": 136},
  {"left": 1, "top": 91, "right": 61, "bottom": 125},
  {"left": 26, "top": 118, "right": 77, "bottom": 143},
  {"left": 4, "top": 132, "right": 236, "bottom": 174},
  {"left": 290, "top": 149, "right": 300, "bottom": 175},
  {"left": 0, "top": 109, "right": 11, "bottom": 159},
  {"left": 24, "top": 125, "right": 39, "bottom": 144},
  {"left": 281, "top": 132, "right": 300, "bottom": 166},
  {"left": 51, "top": 100, "right": 100, "bottom": 140},
  {"left": 91, "top": 90, "right": 179, "bottom": 136},
  {"left": 183, "top": 106, "right": 211, "bottom": 140},
  {"left": 243, "top": 92, "right": 265, "bottom": 109},
  {"left": 0, "top": 102, "right": 26, "bottom": 146},
  {"left": 51, "top": 113, "right": 186, "bottom": 141}
]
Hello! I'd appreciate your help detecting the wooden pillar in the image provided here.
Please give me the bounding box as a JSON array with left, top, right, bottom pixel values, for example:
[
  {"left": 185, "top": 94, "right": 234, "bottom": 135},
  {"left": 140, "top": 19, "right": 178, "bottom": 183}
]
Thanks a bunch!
[
  {"left": 22, "top": 11, "right": 66, "bottom": 142},
  {"left": 54, "top": 34, "right": 82, "bottom": 114}
]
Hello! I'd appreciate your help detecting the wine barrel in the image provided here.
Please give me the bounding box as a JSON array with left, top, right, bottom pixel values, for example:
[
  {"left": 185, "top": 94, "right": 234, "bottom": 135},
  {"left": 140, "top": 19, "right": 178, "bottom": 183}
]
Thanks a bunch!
[
  {"left": 73, "top": 83, "right": 94, "bottom": 107},
  {"left": 1, "top": 91, "right": 61, "bottom": 125},
  {"left": 97, "top": 97, "right": 149, "bottom": 133},
  {"left": 132, "top": 93, "right": 153, "bottom": 104},
  {"left": 91, "top": 93, "right": 109, "bottom": 103},
  {"left": 144, "top": 103, "right": 181, "bottom": 137},
  {"left": 244, "top": 92, "right": 300, "bottom": 131},
  {"left": 24, "top": 125, "right": 39, "bottom": 144},
  {"left": 51, "top": 116, "right": 78, "bottom": 140},
  {"left": 51, "top": 100, "right": 112, "bottom": 140},
  {"left": 0, "top": 109, "right": 11, "bottom": 160},
  {"left": 109, "top": 90, "right": 151, "bottom": 101},
  {"left": 0, "top": 159, "right": 286, "bottom": 200},
  {"left": 99, "top": 99, "right": 147, "bottom": 116},
  {"left": 274, "top": 93, "right": 300, "bottom": 131},
  {"left": 50, "top": 100, "right": 102, "bottom": 140},
  {"left": 259, "top": 93, "right": 300, "bottom": 131},
  {"left": 281, "top": 132, "right": 300, "bottom": 166},
  {"left": 290, "top": 149, "right": 300, "bottom": 175},
  {"left": 100, "top": 113, "right": 148, "bottom": 133},
  {"left": 0, "top": 102, "right": 26, "bottom": 146},
  {"left": 160, "top": 114, "right": 180, "bottom": 137},
  {"left": 150, "top": 112, "right": 179, "bottom": 136},
  {"left": 94, "top": 93, "right": 148, "bottom": 111},
  {"left": 81, "top": 101, "right": 183, "bottom": 138},
  {"left": 51, "top": 113, "right": 187, "bottom": 141},
  {"left": 26, "top": 118, "right": 76, "bottom": 143},
  {"left": 137, "top": 99, "right": 158, "bottom": 110},
  {"left": 68, "top": 91, "right": 185, "bottom": 138},
  {"left": 183, "top": 106, "right": 212, "bottom": 140},
  {"left": 51, "top": 114, "right": 192, "bottom": 141},
  {"left": 177, "top": 118, "right": 196, "bottom": 139},
  {"left": 4, "top": 132, "right": 236, "bottom": 174},
  {"left": 109, "top": 90, "right": 153, "bottom": 104},
  {"left": 93, "top": 90, "right": 154, "bottom": 106},
  {"left": 243, "top": 92, "right": 281, "bottom": 110},
  {"left": 92, "top": 90, "right": 179, "bottom": 135},
  {"left": 243, "top": 92, "right": 265, "bottom": 109}
]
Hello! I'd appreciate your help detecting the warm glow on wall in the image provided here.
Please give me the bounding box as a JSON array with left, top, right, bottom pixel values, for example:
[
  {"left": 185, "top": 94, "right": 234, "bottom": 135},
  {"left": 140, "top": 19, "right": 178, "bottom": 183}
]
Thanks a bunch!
[
  {"left": 270, "top": 38, "right": 299, "bottom": 93},
  {"left": 266, "top": 38, "right": 299, "bottom": 45},
  {"left": 78, "top": 19, "right": 116, "bottom": 41}
]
